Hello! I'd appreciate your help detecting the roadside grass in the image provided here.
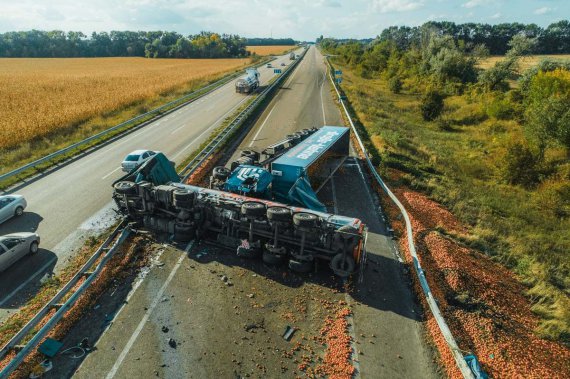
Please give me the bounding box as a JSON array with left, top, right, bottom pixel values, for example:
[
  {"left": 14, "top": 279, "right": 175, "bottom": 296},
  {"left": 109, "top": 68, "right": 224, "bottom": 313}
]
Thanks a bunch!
[
  {"left": 246, "top": 45, "right": 296, "bottom": 56},
  {"left": 335, "top": 63, "right": 570, "bottom": 343}
]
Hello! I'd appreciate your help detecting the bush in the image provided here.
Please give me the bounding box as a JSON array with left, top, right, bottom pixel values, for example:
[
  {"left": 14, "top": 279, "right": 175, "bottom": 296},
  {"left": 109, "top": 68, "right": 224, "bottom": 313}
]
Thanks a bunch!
[
  {"left": 388, "top": 76, "right": 403, "bottom": 94},
  {"left": 502, "top": 142, "right": 542, "bottom": 187},
  {"left": 486, "top": 95, "right": 515, "bottom": 120},
  {"left": 420, "top": 90, "right": 444, "bottom": 121}
]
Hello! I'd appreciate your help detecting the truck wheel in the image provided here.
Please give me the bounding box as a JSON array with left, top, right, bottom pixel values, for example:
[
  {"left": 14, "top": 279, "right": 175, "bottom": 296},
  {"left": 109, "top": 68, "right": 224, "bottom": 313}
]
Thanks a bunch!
[
  {"left": 241, "top": 202, "right": 266, "bottom": 217},
  {"left": 330, "top": 253, "right": 355, "bottom": 277},
  {"left": 213, "top": 167, "right": 230, "bottom": 180},
  {"left": 263, "top": 249, "right": 285, "bottom": 265},
  {"left": 174, "top": 224, "right": 195, "bottom": 242},
  {"left": 114, "top": 181, "right": 137, "bottom": 195},
  {"left": 240, "top": 150, "right": 260, "bottom": 162},
  {"left": 267, "top": 207, "right": 291, "bottom": 222},
  {"left": 289, "top": 259, "right": 313, "bottom": 273},
  {"left": 173, "top": 189, "right": 194, "bottom": 201},
  {"left": 293, "top": 212, "right": 318, "bottom": 228}
]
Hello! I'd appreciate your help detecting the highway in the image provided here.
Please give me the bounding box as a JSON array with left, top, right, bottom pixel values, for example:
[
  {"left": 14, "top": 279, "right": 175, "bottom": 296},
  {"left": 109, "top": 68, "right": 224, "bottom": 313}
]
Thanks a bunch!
[
  {"left": 58, "top": 46, "right": 438, "bottom": 378},
  {"left": 0, "top": 50, "right": 300, "bottom": 316}
]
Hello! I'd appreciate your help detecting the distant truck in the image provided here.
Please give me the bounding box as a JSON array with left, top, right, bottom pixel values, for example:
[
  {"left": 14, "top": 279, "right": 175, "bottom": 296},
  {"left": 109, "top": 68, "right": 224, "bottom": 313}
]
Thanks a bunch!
[
  {"left": 235, "top": 68, "right": 260, "bottom": 94},
  {"left": 289, "top": 52, "right": 296, "bottom": 60}
]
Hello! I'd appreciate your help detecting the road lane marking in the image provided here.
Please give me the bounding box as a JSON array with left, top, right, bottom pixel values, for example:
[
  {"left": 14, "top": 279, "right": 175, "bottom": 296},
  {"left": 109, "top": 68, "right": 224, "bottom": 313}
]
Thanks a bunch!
[
  {"left": 0, "top": 257, "right": 57, "bottom": 307},
  {"left": 101, "top": 166, "right": 122, "bottom": 180},
  {"left": 171, "top": 95, "right": 250, "bottom": 160},
  {"left": 170, "top": 123, "right": 188, "bottom": 135},
  {"left": 105, "top": 241, "right": 194, "bottom": 379},
  {"left": 320, "top": 65, "right": 328, "bottom": 125},
  {"left": 248, "top": 106, "right": 276, "bottom": 147}
]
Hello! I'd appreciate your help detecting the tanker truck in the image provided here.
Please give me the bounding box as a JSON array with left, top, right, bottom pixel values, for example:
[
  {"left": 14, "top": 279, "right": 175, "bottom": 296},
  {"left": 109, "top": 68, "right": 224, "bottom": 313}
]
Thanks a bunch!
[{"left": 235, "top": 68, "right": 260, "bottom": 94}]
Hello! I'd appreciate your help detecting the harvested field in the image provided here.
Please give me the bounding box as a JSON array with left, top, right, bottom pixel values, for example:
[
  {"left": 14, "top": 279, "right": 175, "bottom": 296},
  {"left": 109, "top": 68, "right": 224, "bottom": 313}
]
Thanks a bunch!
[
  {"left": 246, "top": 45, "right": 296, "bottom": 56},
  {"left": 478, "top": 54, "right": 570, "bottom": 71},
  {"left": 0, "top": 57, "right": 249, "bottom": 149}
]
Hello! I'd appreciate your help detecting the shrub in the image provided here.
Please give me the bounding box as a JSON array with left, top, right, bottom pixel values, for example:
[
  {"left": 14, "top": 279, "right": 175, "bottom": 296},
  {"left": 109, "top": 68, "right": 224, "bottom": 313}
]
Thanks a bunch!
[
  {"left": 388, "top": 76, "right": 402, "bottom": 94},
  {"left": 420, "top": 89, "right": 444, "bottom": 121},
  {"left": 486, "top": 95, "right": 515, "bottom": 120},
  {"left": 502, "top": 142, "right": 542, "bottom": 187}
]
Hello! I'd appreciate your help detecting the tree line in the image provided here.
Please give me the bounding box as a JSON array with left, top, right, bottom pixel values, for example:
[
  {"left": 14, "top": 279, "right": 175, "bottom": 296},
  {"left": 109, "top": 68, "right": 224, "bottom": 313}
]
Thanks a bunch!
[
  {"left": 319, "top": 20, "right": 570, "bottom": 185},
  {"left": 245, "top": 38, "right": 296, "bottom": 46},
  {"left": 318, "top": 20, "right": 570, "bottom": 55},
  {"left": 0, "top": 30, "right": 250, "bottom": 58}
]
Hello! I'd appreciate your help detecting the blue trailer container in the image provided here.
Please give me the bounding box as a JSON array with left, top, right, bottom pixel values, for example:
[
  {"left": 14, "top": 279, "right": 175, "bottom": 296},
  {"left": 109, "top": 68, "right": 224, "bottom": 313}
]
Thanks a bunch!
[{"left": 270, "top": 126, "right": 349, "bottom": 211}]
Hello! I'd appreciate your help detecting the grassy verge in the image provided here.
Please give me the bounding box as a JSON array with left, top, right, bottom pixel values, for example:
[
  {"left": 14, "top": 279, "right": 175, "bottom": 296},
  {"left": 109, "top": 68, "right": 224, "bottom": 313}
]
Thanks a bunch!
[
  {"left": 0, "top": 58, "right": 272, "bottom": 191},
  {"left": 331, "top": 61, "right": 569, "bottom": 343}
]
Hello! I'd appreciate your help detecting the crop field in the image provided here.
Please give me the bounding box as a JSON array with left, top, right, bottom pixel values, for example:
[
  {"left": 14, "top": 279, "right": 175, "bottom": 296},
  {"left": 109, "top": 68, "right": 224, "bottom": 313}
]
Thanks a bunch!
[
  {"left": 479, "top": 54, "right": 570, "bottom": 71},
  {"left": 246, "top": 45, "right": 296, "bottom": 56},
  {"left": 0, "top": 57, "right": 249, "bottom": 150}
]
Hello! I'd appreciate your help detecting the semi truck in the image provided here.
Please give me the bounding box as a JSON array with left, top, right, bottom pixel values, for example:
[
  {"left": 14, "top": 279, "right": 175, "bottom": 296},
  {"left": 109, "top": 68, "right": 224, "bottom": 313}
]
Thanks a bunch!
[
  {"left": 235, "top": 68, "right": 260, "bottom": 94},
  {"left": 112, "top": 126, "right": 366, "bottom": 277},
  {"left": 289, "top": 52, "right": 296, "bottom": 60}
]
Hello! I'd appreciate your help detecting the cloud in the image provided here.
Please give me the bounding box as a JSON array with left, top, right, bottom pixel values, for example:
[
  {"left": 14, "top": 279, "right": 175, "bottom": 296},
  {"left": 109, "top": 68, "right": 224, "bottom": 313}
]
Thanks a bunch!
[
  {"left": 491, "top": 12, "right": 501, "bottom": 19},
  {"left": 462, "top": 0, "right": 490, "bottom": 9},
  {"left": 534, "top": 7, "right": 552, "bottom": 15},
  {"left": 372, "top": 0, "right": 424, "bottom": 13},
  {"left": 318, "top": 0, "right": 341, "bottom": 7}
]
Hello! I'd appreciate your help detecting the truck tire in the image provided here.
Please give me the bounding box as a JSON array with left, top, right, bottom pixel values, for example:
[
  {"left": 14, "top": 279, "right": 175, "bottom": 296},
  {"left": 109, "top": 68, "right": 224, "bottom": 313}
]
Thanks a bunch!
[
  {"left": 289, "top": 258, "right": 313, "bottom": 273},
  {"left": 114, "top": 181, "right": 137, "bottom": 195},
  {"left": 174, "top": 224, "right": 195, "bottom": 242},
  {"left": 213, "top": 166, "right": 230, "bottom": 181},
  {"left": 330, "top": 253, "right": 355, "bottom": 277},
  {"left": 241, "top": 202, "right": 266, "bottom": 217},
  {"left": 240, "top": 150, "right": 260, "bottom": 162},
  {"left": 173, "top": 189, "right": 194, "bottom": 202},
  {"left": 293, "top": 212, "right": 318, "bottom": 228},
  {"left": 267, "top": 207, "right": 291, "bottom": 222},
  {"left": 263, "top": 248, "right": 286, "bottom": 265}
]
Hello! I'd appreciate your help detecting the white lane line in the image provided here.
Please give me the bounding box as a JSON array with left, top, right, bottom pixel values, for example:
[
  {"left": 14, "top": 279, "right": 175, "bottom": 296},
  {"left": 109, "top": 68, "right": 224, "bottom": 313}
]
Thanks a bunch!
[
  {"left": 171, "top": 95, "right": 250, "bottom": 160},
  {"left": 248, "top": 106, "right": 277, "bottom": 147},
  {"left": 105, "top": 242, "right": 194, "bottom": 379},
  {"left": 170, "top": 123, "right": 187, "bottom": 135},
  {"left": 320, "top": 65, "right": 328, "bottom": 125},
  {"left": 101, "top": 166, "right": 122, "bottom": 180},
  {"left": 0, "top": 257, "right": 58, "bottom": 307}
]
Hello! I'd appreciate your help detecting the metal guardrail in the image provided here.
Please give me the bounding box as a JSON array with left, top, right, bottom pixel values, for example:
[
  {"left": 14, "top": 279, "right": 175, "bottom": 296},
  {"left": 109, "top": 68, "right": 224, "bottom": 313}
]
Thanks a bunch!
[
  {"left": 179, "top": 49, "right": 307, "bottom": 181},
  {"left": 0, "top": 58, "right": 275, "bottom": 186},
  {"left": 324, "top": 56, "right": 475, "bottom": 379},
  {"left": 0, "top": 222, "right": 130, "bottom": 378}
]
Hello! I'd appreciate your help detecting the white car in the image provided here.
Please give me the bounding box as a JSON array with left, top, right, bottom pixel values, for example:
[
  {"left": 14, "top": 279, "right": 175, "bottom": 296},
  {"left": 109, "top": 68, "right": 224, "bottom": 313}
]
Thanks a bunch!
[
  {"left": 266, "top": 63, "right": 272, "bottom": 68},
  {"left": 0, "top": 195, "right": 27, "bottom": 224},
  {"left": 0, "top": 232, "right": 40, "bottom": 272},
  {"left": 121, "top": 150, "right": 157, "bottom": 172}
]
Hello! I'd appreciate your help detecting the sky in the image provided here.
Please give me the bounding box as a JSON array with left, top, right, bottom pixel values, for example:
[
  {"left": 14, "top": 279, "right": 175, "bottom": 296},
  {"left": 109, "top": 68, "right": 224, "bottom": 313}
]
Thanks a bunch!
[{"left": 0, "top": 0, "right": 567, "bottom": 41}]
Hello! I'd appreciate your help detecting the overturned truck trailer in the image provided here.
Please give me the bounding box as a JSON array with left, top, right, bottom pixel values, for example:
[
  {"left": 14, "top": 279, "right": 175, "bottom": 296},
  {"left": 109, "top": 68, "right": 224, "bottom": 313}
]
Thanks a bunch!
[{"left": 113, "top": 175, "right": 366, "bottom": 278}]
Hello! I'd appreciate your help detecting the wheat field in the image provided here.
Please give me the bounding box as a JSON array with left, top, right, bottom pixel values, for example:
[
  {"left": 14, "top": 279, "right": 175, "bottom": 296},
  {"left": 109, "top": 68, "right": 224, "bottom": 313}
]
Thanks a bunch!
[
  {"left": 246, "top": 45, "right": 296, "bottom": 56},
  {"left": 0, "top": 57, "right": 249, "bottom": 149},
  {"left": 478, "top": 54, "right": 570, "bottom": 71}
]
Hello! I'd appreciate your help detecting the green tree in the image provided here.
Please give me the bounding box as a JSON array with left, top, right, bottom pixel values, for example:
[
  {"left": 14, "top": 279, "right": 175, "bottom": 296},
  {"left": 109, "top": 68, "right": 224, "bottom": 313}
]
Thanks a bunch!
[
  {"left": 420, "top": 89, "right": 444, "bottom": 121},
  {"left": 524, "top": 69, "right": 570, "bottom": 154}
]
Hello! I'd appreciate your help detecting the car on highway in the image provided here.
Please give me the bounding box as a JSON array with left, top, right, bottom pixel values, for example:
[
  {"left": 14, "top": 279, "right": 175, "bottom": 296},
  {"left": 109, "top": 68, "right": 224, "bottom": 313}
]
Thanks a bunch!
[
  {"left": 121, "top": 150, "right": 157, "bottom": 172},
  {"left": 0, "top": 232, "right": 40, "bottom": 272},
  {"left": 280, "top": 62, "right": 286, "bottom": 66},
  {"left": 266, "top": 63, "right": 272, "bottom": 68},
  {"left": 0, "top": 195, "right": 27, "bottom": 224}
]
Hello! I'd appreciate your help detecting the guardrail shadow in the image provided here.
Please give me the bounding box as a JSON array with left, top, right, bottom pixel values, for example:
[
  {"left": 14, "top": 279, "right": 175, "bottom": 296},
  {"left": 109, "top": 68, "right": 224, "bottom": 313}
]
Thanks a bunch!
[{"left": 0, "top": 247, "right": 57, "bottom": 309}]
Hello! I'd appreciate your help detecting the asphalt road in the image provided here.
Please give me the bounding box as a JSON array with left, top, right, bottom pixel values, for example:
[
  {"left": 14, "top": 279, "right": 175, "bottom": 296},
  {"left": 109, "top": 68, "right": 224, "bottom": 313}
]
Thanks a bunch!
[
  {"left": 0, "top": 49, "right": 301, "bottom": 316},
  {"left": 65, "top": 46, "right": 438, "bottom": 378}
]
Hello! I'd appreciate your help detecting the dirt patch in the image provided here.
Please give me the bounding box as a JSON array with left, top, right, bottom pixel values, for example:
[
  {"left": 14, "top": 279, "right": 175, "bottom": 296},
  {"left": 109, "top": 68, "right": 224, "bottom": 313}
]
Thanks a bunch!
[{"left": 377, "top": 169, "right": 570, "bottom": 378}]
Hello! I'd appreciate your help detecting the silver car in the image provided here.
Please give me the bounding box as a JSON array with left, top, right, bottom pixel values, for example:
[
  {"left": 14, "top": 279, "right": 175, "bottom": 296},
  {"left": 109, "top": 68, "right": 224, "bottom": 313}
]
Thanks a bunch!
[
  {"left": 0, "top": 232, "right": 40, "bottom": 272},
  {"left": 0, "top": 195, "right": 27, "bottom": 224},
  {"left": 121, "top": 150, "right": 157, "bottom": 172}
]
